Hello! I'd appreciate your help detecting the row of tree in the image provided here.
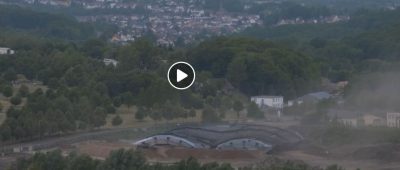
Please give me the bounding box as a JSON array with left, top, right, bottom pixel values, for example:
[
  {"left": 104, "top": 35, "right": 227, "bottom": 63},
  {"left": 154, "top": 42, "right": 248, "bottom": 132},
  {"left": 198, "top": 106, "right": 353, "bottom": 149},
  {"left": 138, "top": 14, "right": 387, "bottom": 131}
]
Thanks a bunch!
[{"left": 9, "top": 149, "right": 346, "bottom": 170}]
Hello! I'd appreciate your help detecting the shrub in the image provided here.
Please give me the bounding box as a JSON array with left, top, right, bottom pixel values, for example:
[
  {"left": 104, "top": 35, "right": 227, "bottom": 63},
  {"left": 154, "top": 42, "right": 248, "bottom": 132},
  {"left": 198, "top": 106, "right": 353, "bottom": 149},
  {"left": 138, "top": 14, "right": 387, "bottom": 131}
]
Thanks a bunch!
[
  {"left": 18, "top": 85, "right": 29, "bottom": 97},
  {"left": 2, "top": 85, "right": 13, "bottom": 97},
  {"left": 10, "top": 96, "right": 22, "bottom": 105},
  {"left": 112, "top": 115, "right": 123, "bottom": 126}
]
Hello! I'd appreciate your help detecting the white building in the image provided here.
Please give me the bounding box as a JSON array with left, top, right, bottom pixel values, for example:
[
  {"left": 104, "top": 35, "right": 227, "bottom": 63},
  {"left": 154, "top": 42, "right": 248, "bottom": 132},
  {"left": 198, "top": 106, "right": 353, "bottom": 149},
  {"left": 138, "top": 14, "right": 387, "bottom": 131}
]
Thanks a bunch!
[
  {"left": 0, "top": 47, "right": 15, "bottom": 55},
  {"left": 103, "top": 58, "right": 119, "bottom": 67},
  {"left": 387, "top": 112, "right": 400, "bottom": 128},
  {"left": 251, "top": 96, "right": 284, "bottom": 109},
  {"left": 251, "top": 96, "right": 284, "bottom": 117}
]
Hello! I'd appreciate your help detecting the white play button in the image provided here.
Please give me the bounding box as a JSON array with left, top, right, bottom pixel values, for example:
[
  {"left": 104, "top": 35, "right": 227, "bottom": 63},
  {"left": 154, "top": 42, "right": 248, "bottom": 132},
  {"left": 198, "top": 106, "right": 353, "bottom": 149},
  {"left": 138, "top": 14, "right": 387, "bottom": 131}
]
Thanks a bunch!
[
  {"left": 176, "top": 69, "right": 188, "bottom": 82},
  {"left": 168, "top": 61, "right": 195, "bottom": 90}
]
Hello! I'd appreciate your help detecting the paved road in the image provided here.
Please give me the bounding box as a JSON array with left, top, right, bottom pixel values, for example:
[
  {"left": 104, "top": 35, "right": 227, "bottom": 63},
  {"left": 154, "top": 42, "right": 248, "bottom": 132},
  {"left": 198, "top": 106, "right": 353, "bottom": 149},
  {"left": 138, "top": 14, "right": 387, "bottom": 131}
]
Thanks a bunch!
[{"left": 0, "top": 124, "right": 179, "bottom": 154}]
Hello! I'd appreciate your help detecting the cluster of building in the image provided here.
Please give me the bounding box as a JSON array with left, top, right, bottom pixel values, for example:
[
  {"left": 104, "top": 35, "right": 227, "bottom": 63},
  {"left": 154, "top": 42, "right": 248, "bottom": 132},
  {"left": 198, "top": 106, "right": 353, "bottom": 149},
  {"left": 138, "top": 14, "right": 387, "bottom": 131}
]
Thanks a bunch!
[
  {"left": 76, "top": 0, "right": 262, "bottom": 45},
  {"left": 17, "top": 0, "right": 71, "bottom": 6},
  {"left": 276, "top": 15, "right": 350, "bottom": 26},
  {"left": 6, "top": 0, "right": 263, "bottom": 45},
  {"left": 250, "top": 84, "right": 400, "bottom": 129},
  {"left": 251, "top": 91, "right": 334, "bottom": 118},
  {"left": 328, "top": 110, "right": 400, "bottom": 128}
]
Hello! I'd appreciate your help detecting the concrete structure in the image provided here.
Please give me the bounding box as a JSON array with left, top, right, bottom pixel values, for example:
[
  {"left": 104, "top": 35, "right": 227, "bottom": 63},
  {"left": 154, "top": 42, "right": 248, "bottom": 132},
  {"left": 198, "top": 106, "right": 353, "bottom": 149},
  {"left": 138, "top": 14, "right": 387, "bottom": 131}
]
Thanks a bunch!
[
  {"left": 0, "top": 47, "right": 15, "bottom": 55},
  {"left": 340, "top": 114, "right": 385, "bottom": 127},
  {"left": 134, "top": 124, "right": 303, "bottom": 153},
  {"left": 328, "top": 110, "right": 386, "bottom": 127},
  {"left": 251, "top": 96, "right": 284, "bottom": 117},
  {"left": 103, "top": 58, "right": 119, "bottom": 67},
  {"left": 387, "top": 112, "right": 400, "bottom": 128},
  {"left": 341, "top": 118, "right": 359, "bottom": 127},
  {"left": 363, "top": 114, "right": 385, "bottom": 127},
  {"left": 251, "top": 96, "right": 283, "bottom": 109},
  {"left": 327, "top": 110, "right": 361, "bottom": 127}
]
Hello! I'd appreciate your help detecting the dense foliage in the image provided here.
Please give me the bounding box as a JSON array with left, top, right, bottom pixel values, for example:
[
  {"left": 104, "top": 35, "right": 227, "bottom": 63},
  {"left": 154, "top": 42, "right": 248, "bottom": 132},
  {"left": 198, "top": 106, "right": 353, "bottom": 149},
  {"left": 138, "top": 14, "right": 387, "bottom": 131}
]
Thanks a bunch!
[
  {"left": 188, "top": 37, "right": 320, "bottom": 97},
  {"left": 9, "top": 149, "right": 345, "bottom": 170},
  {"left": 10, "top": 149, "right": 234, "bottom": 170},
  {"left": 241, "top": 8, "right": 400, "bottom": 82}
]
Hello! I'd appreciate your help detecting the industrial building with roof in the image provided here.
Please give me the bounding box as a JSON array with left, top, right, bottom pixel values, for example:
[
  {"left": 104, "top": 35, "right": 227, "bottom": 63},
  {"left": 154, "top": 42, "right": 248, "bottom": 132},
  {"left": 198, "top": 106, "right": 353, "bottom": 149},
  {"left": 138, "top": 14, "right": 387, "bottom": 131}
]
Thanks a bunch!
[{"left": 134, "top": 124, "right": 303, "bottom": 152}]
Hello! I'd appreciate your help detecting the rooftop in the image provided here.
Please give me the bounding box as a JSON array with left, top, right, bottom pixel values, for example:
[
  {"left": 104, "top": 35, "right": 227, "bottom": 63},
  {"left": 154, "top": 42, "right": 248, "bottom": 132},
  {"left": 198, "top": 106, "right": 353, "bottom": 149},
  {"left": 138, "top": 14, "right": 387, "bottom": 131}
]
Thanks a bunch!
[{"left": 251, "top": 95, "right": 283, "bottom": 99}]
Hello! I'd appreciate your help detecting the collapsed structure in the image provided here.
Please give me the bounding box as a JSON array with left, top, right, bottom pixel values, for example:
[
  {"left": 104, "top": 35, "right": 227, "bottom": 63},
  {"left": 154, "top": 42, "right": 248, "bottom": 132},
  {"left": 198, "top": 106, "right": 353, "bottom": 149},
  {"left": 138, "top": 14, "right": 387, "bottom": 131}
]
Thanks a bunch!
[{"left": 134, "top": 124, "right": 303, "bottom": 152}]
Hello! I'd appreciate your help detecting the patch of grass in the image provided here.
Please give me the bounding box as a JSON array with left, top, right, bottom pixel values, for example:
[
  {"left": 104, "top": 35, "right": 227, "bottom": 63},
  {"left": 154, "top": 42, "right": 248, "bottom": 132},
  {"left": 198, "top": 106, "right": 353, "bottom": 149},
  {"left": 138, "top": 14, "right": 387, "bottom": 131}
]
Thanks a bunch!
[{"left": 0, "top": 77, "right": 47, "bottom": 125}]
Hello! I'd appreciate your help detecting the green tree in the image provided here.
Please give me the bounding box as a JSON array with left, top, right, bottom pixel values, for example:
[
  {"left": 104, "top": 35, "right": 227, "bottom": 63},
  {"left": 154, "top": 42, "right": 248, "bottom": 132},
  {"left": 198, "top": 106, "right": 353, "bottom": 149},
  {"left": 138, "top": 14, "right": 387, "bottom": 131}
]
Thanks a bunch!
[
  {"left": 113, "top": 96, "right": 123, "bottom": 107},
  {"left": 92, "top": 107, "right": 107, "bottom": 127},
  {"left": 247, "top": 102, "right": 264, "bottom": 119},
  {"left": 149, "top": 109, "right": 162, "bottom": 123},
  {"left": 3, "top": 68, "right": 17, "bottom": 81},
  {"left": 233, "top": 100, "right": 244, "bottom": 119},
  {"left": 202, "top": 105, "right": 220, "bottom": 122},
  {"left": 112, "top": 115, "right": 123, "bottom": 126},
  {"left": 121, "top": 92, "right": 135, "bottom": 108},
  {"left": 18, "top": 84, "right": 29, "bottom": 97},
  {"left": 66, "top": 154, "right": 99, "bottom": 170},
  {"left": 1, "top": 85, "right": 13, "bottom": 97},
  {"left": 10, "top": 96, "right": 22, "bottom": 105},
  {"left": 135, "top": 107, "right": 146, "bottom": 121},
  {"left": 227, "top": 57, "right": 247, "bottom": 87},
  {"left": 99, "top": 149, "right": 146, "bottom": 170},
  {"left": 105, "top": 104, "right": 116, "bottom": 114}
]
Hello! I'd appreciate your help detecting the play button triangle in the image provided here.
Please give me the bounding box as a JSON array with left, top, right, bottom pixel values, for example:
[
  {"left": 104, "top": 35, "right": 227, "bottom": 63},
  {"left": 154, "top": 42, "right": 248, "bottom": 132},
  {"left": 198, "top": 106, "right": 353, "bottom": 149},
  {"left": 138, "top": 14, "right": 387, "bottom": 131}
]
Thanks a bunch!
[{"left": 176, "top": 69, "right": 188, "bottom": 82}]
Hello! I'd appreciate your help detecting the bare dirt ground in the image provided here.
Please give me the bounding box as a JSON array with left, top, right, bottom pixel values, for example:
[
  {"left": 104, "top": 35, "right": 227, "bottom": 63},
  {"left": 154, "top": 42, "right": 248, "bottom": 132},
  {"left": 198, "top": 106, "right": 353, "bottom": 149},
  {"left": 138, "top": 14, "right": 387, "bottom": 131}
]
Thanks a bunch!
[
  {"left": 72, "top": 140, "right": 135, "bottom": 159},
  {"left": 66, "top": 140, "right": 266, "bottom": 167},
  {"left": 65, "top": 138, "right": 400, "bottom": 170},
  {"left": 143, "top": 146, "right": 266, "bottom": 167},
  {"left": 4, "top": 119, "right": 400, "bottom": 170},
  {"left": 276, "top": 143, "right": 400, "bottom": 170}
]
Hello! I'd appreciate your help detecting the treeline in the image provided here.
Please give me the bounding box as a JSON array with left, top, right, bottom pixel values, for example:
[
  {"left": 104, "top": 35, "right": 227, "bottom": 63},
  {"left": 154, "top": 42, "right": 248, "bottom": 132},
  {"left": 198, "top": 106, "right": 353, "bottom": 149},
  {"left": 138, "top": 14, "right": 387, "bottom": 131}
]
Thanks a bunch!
[
  {"left": 9, "top": 149, "right": 346, "bottom": 170},
  {"left": 0, "top": 5, "right": 109, "bottom": 40},
  {"left": 9, "top": 149, "right": 233, "bottom": 170}
]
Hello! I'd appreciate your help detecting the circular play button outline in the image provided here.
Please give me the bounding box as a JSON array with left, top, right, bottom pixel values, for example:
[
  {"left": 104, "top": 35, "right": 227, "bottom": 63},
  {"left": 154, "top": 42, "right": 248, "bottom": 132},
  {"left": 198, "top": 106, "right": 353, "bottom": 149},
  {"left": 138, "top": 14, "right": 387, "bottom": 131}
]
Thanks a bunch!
[{"left": 167, "top": 61, "right": 196, "bottom": 90}]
